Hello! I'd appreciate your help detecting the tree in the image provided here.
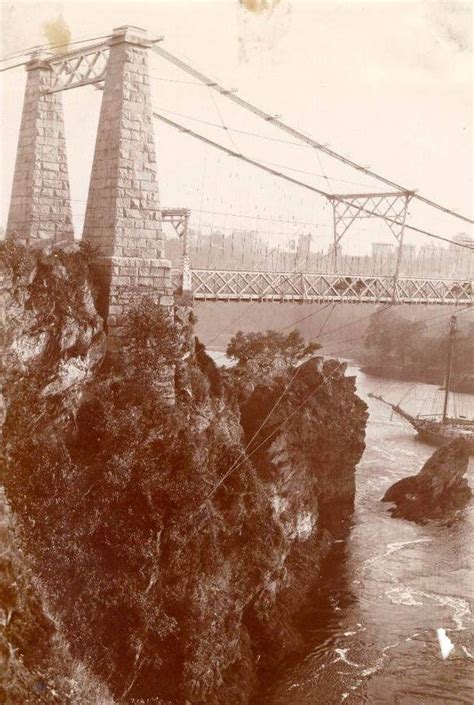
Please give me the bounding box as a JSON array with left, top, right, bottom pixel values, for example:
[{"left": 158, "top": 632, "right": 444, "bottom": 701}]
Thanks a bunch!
[
  {"left": 364, "top": 311, "right": 427, "bottom": 366},
  {"left": 120, "top": 297, "right": 181, "bottom": 375},
  {"left": 226, "top": 329, "right": 320, "bottom": 367}
]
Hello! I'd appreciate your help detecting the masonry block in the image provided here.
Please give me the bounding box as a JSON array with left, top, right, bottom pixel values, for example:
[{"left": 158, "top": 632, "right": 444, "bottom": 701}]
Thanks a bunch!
[
  {"left": 83, "top": 27, "right": 164, "bottom": 263},
  {"left": 6, "top": 57, "right": 74, "bottom": 244},
  {"left": 83, "top": 26, "right": 173, "bottom": 345},
  {"left": 94, "top": 254, "right": 174, "bottom": 345}
]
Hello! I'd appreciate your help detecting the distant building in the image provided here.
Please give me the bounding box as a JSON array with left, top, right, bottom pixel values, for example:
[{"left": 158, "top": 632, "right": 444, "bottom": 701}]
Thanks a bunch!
[
  {"left": 297, "top": 233, "right": 312, "bottom": 259},
  {"left": 327, "top": 242, "right": 342, "bottom": 258},
  {"left": 418, "top": 244, "right": 439, "bottom": 257},
  {"left": 449, "top": 233, "right": 473, "bottom": 250},
  {"left": 372, "top": 242, "right": 394, "bottom": 259},
  {"left": 448, "top": 234, "right": 474, "bottom": 278},
  {"left": 231, "top": 229, "right": 257, "bottom": 247},
  {"left": 400, "top": 243, "right": 416, "bottom": 258},
  {"left": 207, "top": 232, "right": 224, "bottom": 251}
]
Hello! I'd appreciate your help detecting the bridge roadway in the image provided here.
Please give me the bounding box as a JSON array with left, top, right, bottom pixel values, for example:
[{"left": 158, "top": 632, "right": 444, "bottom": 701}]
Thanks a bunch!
[{"left": 172, "top": 269, "right": 473, "bottom": 305}]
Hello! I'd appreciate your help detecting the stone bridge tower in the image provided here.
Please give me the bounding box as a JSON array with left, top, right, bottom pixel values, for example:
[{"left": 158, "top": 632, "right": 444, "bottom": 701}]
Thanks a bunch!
[
  {"left": 82, "top": 26, "right": 172, "bottom": 351},
  {"left": 6, "top": 25, "right": 173, "bottom": 355},
  {"left": 5, "top": 55, "right": 74, "bottom": 244}
]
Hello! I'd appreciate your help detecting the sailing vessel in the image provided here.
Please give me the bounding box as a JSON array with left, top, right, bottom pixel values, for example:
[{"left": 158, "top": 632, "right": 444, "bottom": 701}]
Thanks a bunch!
[{"left": 369, "top": 314, "right": 474, "bottom": 453}]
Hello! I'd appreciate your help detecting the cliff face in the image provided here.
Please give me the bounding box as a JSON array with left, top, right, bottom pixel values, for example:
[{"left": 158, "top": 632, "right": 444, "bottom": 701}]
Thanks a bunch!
[
  {"left": 0, "top": 490, "right": 115, "bottom": 705},
  {"left": 1, "top": 242, "right": 109, "bottom": 704},
  {"left": 2, "top": 243, "right": 367, "bottom": 705},
  {"left": 1, "top": 241, "right": 106, "bottom": 429}
]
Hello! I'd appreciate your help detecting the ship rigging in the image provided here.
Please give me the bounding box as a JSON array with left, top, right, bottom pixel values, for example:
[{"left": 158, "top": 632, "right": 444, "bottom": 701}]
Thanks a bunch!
[{"left": 369, "top": 314, "right": 474, "bottom": 453}]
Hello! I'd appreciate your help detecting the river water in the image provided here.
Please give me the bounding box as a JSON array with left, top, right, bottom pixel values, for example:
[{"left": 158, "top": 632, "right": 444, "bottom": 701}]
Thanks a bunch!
[{"left": 257, "top": 366, "right": 474, "bottom": 704}]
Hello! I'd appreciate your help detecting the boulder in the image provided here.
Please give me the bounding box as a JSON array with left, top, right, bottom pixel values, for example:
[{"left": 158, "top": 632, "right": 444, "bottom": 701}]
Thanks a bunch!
[{"left": 382, "top": 438, "right": 472, "bottom": 523}]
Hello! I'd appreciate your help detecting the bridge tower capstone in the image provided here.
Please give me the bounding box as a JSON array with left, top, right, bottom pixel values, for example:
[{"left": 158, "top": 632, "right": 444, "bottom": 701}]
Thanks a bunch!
[
  {"left": 6, "top": 56, "right": 74, "bottom": 244},
  {"left": 83, "top": 25, "right": 172, "bottom": 351}
]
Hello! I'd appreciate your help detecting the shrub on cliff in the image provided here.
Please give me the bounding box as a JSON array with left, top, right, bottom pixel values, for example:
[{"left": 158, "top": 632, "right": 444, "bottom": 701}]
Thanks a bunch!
[
  {"left": 195, "top": 337, "right": 223, "bottom": 397},
  {"left": 0, "top": 240, "right": 36, "bottom": 282},
  {"left": 1, "top": 241, "right": 104, "bottom": 403},
  {"left": 227, "top": 329, "right": 320, "bottom": 368},
  {"left": 1, "top": 239, "right": 98, "bottom": 320},
  {"left": 121, "top": 297, "right": 181, "bottom": 371}
]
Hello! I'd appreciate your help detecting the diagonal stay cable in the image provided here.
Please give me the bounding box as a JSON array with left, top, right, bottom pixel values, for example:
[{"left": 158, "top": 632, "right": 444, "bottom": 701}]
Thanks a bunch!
[
  {"left": 206, "top": 358, "right": 349, "bottom": 500},
  {"left": 203, "top": 302, "right": 472, "bottom": 500},
  {"left": 208, "top": 300, "right": 473, "bottom": 366},
  {"left": 207, "top": 86, "right": 242, "bottom": 155},
  {"left": 314, "top": 302, "right": 336, "bottom": 338},
  {"left": 153, "top": 112, "right": 474, "bottom": 252},
  {"left": 208, "top": 301, "right": 333, "bottom": 363},
  {"left": 207, "top": 303, "right": 394, "bottom": 498},
  {"left": 212, "top": 362, "right": 308, "bottom": 494},
  {"left": 152, "top": 44, "right": 473, "bottom": 226},
  {"left": 153, "top": 106, "right": 386, "bottom": 189},
  {"left": 277, "top": 302, "right": 334, "bottom": 334}
]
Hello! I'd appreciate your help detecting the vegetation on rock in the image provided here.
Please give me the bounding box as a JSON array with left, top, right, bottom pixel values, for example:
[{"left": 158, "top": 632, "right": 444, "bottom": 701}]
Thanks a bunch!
[
  {"left": 3, "top": 247, "right": 367, "bottom": 704},
  {"left": 0, "top": 492, "right": 115, "bottom": 705},
  {"left": 227, "top": 329, "right": 320, "bottom": 368}
]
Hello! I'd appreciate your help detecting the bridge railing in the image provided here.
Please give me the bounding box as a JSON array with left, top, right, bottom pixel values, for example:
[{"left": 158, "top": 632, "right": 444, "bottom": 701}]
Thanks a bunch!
[{"left": 171, "top": 269, "right": 473, "bottom": 305}]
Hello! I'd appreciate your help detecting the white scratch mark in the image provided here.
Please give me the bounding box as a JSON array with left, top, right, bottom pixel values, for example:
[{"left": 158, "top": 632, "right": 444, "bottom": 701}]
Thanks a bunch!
[{"left": 437, "top": 628, "right": 455, "bottom": 659}]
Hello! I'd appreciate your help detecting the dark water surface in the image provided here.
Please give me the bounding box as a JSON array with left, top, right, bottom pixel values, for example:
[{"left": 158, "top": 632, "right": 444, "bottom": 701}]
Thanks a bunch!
[{"left": 259, "top": 367, "right": 474, "bottom": 704}]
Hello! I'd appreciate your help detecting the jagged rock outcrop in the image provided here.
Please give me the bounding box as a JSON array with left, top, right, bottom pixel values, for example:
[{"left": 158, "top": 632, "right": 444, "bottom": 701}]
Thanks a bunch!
[
  {"left": 1, "top": 241, "right": 106, "bottom": 429},
  {"left": 2, "top": 242, "right": 368, "bottom": 705},
  {"left": 382, "top": 438, "right": 472, "bottom": 523},
  {"left": 0, "top": 490, "right": 115, "bottom": 705}
]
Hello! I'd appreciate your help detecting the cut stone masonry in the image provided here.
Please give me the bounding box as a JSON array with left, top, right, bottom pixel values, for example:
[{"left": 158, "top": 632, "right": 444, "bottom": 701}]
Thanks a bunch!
[
  {"left": 82, "top": 26, "right": 172, "bottom": 355},
  {"left": 6, "top": 26, "right": 178, "bottom": 402},
  {"left": 6, "top": 57, "right": 74, "bottom": 244}
]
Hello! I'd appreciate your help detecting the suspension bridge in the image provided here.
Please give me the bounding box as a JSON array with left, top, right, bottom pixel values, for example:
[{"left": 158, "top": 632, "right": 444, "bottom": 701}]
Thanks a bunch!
[{"left": 3, "top": 25, "right": 473, "bottom": 347}]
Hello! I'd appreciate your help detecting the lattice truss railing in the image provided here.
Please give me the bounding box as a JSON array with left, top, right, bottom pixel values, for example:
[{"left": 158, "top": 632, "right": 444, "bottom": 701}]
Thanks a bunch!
[
  {"left": 45, "top": 41, "right": 110, "bottom": 93},
  {"left": 170, "top": 269, "right": 473, "bottom": 305},
  {"left": 329, "top": 190, "right": 413, "bottom": 273}
]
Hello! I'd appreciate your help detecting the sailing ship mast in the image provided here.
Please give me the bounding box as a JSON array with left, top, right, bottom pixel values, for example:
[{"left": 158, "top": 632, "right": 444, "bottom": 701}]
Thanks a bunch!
[
  {"left": 441, "top": 314, "right": 457, "bottom": 424},
  {"left": 369, "top": 312, "right": 473, "bottom": 453}
]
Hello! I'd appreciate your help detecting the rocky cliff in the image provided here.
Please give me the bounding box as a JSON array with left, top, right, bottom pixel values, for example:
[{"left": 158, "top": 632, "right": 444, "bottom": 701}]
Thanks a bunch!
[
  {"left": 382, "top": 438, "right": 472, "bottom": 523},
  {"left": 1, "top": 242, "right": 367, "bottom": 704},
  {"left": 1, "top": 489, "right": 115, "bottom": 705}
]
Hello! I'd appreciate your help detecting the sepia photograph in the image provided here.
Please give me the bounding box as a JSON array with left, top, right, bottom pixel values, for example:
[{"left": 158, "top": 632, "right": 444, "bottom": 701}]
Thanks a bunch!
[{"left": 1, "top": 1, "right": 473, "bottom": 703}]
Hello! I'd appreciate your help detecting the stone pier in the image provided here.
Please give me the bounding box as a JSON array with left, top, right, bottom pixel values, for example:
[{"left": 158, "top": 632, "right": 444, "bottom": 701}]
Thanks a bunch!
[
  {"left": 6, "top": 56, "right": 74, "bottom": 244},
  {"left": 82, "top": 25, "right": 172, "bottom": 352}
]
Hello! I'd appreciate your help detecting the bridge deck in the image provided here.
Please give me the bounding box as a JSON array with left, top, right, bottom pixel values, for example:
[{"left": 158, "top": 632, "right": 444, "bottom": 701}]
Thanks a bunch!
[{"left": 172, "top": 269, "right": 473, "bottom": 305}]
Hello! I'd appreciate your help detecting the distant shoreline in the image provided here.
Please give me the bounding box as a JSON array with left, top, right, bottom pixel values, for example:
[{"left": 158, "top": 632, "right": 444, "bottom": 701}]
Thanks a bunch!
[{"left": 359, "top": 364, "right": 474, "bottom": 395}]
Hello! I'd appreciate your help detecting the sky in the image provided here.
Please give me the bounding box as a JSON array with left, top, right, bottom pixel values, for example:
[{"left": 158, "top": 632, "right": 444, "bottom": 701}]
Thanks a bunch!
[{"left": 1, "top": 0, "right": 472, "bottom": 254}]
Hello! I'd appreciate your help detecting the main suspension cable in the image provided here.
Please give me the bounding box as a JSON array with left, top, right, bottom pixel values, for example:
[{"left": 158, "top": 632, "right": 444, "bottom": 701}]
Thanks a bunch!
[
  {"left": 154, "top": 111, "right": 474, "bottom": 252},
  {"left": 152, "top": 44, "right": 474, "bottom": 226}
]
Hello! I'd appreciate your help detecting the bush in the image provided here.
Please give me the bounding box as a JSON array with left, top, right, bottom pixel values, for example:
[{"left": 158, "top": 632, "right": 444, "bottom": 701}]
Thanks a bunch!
[
  {"left": 0, "top": 240, "right": 36, "bottom": 281},
  {"left": 119, "top": 297, "right": 181, "bottom": 376},
  {"left": 227, "top": 329, "right": 320, "bottom": 367}
]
